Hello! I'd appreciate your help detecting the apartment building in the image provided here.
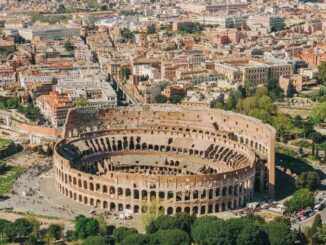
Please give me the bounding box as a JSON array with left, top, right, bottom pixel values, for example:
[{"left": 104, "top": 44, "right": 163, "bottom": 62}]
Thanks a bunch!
[
  {"left": 18, "top": 25, "right": 80, "bottom": 41},
  {"left": 36, "top": 91, "right": 74, "bottom": 128}
]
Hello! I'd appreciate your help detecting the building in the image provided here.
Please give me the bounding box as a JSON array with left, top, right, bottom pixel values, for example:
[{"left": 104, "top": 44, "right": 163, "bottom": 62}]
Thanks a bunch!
[
  {"left": 18, "top": 25, "right": 80, "bottom": 41},
  {"left": 36, "top": 91, "right": 74, "bottom": 128}
]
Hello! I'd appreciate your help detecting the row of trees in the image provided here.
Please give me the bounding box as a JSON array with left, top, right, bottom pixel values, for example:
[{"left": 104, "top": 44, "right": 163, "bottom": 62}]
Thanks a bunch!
[
  {"left": 1, "top": 212, "right": 325, "bottom": 244},
  {"left": 155, "top": 94, "right": 183, "bottom": 104},
  {"left": 214, "top": 79, "right": 294, "bottom": 141},
  {"left": 0, "top": 217, "right": 63, "bottom": 244}
]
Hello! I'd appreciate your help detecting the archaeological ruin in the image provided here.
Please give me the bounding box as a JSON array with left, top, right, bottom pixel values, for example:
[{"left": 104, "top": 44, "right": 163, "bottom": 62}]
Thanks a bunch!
[{"left": 53, "top": 105, "right": 276, "bottom": 215}]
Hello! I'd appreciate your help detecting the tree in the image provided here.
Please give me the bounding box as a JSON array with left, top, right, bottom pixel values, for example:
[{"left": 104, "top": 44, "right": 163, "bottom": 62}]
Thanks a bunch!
[
  {"left": 0, "top": 219, "right": 10, "bottom": 239},
  {"left": 147, "top": 25, "right": 156, "bottom": 34},
  {"left": 315, "top": 224, "right": 326, "bottom": 244},
  {"left": 51, "top": 77, "right": 58, "bottom": 85},
  {"left": 96, "top": 216, "right": 107, "bottom": 236},
  {"left": 150, "top": 229, "right": 190, "bottom": 245},
  {"left": 75, "top": 97, "right": 89, "bottom": 107},
  {"left": 6, "top": 97, "right": 19, "bottom": 109},
  {"left": 191, "top": 216, "right": 225, "bottom": 245},
  {"left": 177, "top": 22, "right": 204, "bottom": 34},
  {"left": 318, "top": 61, "right": 326, "bottom": 84},
  {"left": 74, "top": 215, "right": 99, "bottom": 240},
  {"left": 45, "top": 224, "right": 63, "bottom": 242},
  {"left": 120, "top": 28, "right": 135, "bottom": 42},
  {"left": 236, "top": 223, "right": 269, "bottom": 245},
  {"left": 141, "top": 199, "right": 163, "bottom": 230},
  {"left": 121, "top": 66, "right": 131, "bottom": 80},
  {"left": 263, "top": 221, "right": 295, "bottom": 245},
  {"left": 155, "top": 95, "right": 168, "bottom": 103},
  {"left": 64, "top": 40, "right": 75, "bottom": 53},
  {"left": 286, "top": 82, "right": 296, "bottom": 97},
  {"left": 267, "top": 77, "right": 284, "bottom": 100},
  {"left": 311, "top": 101, "right": 326, "bottom": 125},
  {"left": 272, "top": 114, "right": 294, "bottom": 142},
  {"left": 296, "top": 171, "right": 321, "bottom": 191},
  {"left": 82, "top": 235, "right": 106, "bottom": 245},
  {"left": 112, "top": 227, "right": 137, "bottom": 243},
  {"left": 284, "top": 188, "right": 314, "bottom": 213},
  {"left": 169, "top": 95, "right": 182, "bottom": 104},
  {"left": 121, "top": 233, "right": 149, "bottom": 245}
]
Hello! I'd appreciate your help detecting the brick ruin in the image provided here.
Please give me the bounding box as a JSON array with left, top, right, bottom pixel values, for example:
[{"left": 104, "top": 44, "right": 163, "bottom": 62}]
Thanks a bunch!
[{"left": 53, "top": 105, "right": 275, "bottom": 215}]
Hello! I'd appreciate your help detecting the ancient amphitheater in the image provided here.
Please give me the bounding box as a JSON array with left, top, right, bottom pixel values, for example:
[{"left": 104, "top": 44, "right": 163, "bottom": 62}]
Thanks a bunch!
[{"left": 53, "top": 105, "right": 276, "bottom": 215}]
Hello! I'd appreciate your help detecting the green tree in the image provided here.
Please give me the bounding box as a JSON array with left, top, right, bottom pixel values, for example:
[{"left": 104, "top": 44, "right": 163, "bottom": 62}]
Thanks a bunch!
[
  {"left": 267, "top": 78, "right": 284, "bottom": 100},
  {"left": 75, "top": 97, "right": 89, "bottom": 107},
  {"left": 0, "top": 219, "right": 10, "bottom": 240},
  {"left": 45, "top": 224, "right": 63, "bottom": 242},
  {"left": 311, "top": 101, "right": 326, "bottom": 125},
  {"left": 318, "top": 61, "right": 326, "bottom": 84},
  {"left": 82, "top": 235, "right": 106, "bottom": 245},
  {"left": 121, "top": 233, "right": 149, "bottom": 245},
  {"left": 272, "top": 114, "right": 294, "bottom": 142},
  {"left": 121, "top": 66, "right": 131, "bottom": 80},
  {"left": 96, "top": 216, "right": 107, "bottom": 236},
  {"left": 64, "top": 40, "right": 75, "bottom": 53},
  {"left": 150, "top": 229, "right": 190, "bottom": 245},
  {"left": 74, "top": 215, "right": 99, "bottom": 240},
  {"left": 296, "top": 171, "right": 321, "bottom": 191},
  {"left": 120, "top": 28, "right": 135, "bottom": 42},
  {"left": 112, "top": 227, "right": 137, "bottom": 243},
  {"left": 155, "top": 95, "right": 168, "bottom": 103},
  {"left": 284, "top": 188, "right": 314, "bottom": 213},
  {"left": 263, "top": 221, "right": 295, "bottom": 245},
  {"left": 315, "top": 224, "right": 326, "bottom": 244},
  {"left": 169, "top": 95, "right": 182, "bottom": 104},
  {"left": 286, "top": 83, "right": 296, "bottom": 97},
  {"left": 6, "top": 97, "right": 19, "bottom": 109},
  {"left": 51, "top": 77, "right": 58, "bottom": 85},
  {"left": 237, "top": 223, "right": 269, "bottom": 245},
  {"left": 147, "top": 25, "right": 156, "bottom": 34},
  {"left": 141, "top": 199, "right": 163, "bottom": 230}
]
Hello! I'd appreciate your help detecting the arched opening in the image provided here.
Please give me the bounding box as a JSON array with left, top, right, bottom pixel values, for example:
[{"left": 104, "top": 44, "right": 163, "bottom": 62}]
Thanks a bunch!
[
  {"left": 134, "top": 205, "right": 139, "bottom": 213},
  {"left": 167, "top": 191, "right": 173, "bottom": 200},
  {"left": 110, "top": 203, "right": 116, "bottom": 211},
  {"left": 167, "top": 207, "right": 173, "bottom": 215},
  {"left": 96, "top": 199, "right": 101, "bottom": 208},
  {"left": 176, "top": 207, "right": 182, "bottom": 213},
  {"left": 110, "top": 186, "right": 115, "bottom": 195},
  {"left": 142, "top": 190, "right": 148, "bottom": 200},
  {"left": 134, "top": 189, "right": 139, "bottom": 199},
  {"left": 193, "top": 206, "right": 198, "bottom": 214},
  {"left": 193, "top": 190, "right": 198, "bottom": 199},
  {"left": 184, "top": 207, "right": 190, "bottom": 214},
  {"left": 118, "top": 203, "right": 123, "bottom": 211},
  {"left": 103, "top": 185, "right": 108, "bottom": 193},
  {"left": 150, "top": 191, "right": 156, "bottom": 200},
  {"left": 200, "top": 206, "right": 206, "bottom": 215},
  {"left": 125, "top": 188, "right": 131, "bottom": 197},
  {"left": 215, "top": 204, "right": 219, "bottom": 212},
  {"left": 118, "top": 187, "right": 123, "bottom": 196},
  {"left": 103, "top": 201, "right": 108, "bottom": 209}
]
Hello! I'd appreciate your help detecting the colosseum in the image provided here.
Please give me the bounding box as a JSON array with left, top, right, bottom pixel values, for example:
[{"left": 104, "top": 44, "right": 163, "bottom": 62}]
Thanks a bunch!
[{"left": 53, "top": 105, "right": 276, "bottom": 215}]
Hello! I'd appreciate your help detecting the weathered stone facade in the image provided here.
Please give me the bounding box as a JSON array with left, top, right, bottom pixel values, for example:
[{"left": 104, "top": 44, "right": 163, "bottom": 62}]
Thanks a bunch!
[{"left": 53, "top": 105, "right": 276, "bottom": 215}]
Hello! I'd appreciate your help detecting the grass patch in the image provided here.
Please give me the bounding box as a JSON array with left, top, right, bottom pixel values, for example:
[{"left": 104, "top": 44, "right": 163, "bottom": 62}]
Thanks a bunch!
[
  {"left": 0, "top": 138, "right": 12, "bottom": 149},
  {"left": 0, "top": 165, "right": 25, "bottom": 196}
]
